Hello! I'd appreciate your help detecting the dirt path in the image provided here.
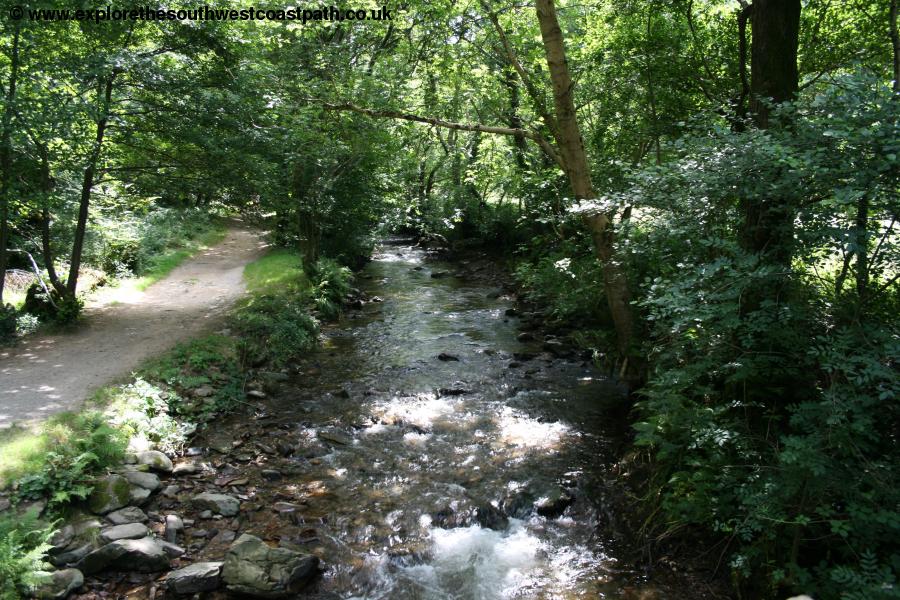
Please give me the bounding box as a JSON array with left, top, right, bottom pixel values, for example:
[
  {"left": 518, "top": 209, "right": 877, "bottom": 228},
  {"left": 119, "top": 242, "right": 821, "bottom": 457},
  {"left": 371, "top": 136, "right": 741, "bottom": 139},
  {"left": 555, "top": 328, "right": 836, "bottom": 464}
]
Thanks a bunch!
[{"left": 0, "top": 226, "right": 267, "bottom": 428}]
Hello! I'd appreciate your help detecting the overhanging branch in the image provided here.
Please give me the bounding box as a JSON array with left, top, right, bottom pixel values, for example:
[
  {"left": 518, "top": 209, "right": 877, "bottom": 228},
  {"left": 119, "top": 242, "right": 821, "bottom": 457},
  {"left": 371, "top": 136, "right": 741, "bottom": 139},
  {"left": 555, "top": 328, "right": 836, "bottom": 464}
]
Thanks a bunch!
[{"left": 317, "top": 100, "right": 564, "bottom": 169}]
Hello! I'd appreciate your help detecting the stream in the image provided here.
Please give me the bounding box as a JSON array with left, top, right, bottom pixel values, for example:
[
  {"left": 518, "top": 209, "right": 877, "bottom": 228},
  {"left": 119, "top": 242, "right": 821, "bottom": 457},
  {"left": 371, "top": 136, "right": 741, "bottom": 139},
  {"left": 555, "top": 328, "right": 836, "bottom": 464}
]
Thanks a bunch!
[{"left": 198, "top": 240, "right": 657, "bottom": 599}]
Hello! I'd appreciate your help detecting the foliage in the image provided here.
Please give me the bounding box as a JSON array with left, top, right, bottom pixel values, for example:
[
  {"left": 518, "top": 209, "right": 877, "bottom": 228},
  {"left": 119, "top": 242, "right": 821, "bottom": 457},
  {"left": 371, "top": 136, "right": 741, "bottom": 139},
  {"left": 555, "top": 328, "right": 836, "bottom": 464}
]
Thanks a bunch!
[
  {"left": 515, "top": 233, "right": 607, "bottom": 326},
  {"left": 0, "top": 2, "right": 896, "bottom": 598},
  {"left": 0, "top": 303, "right": 14, "bottom": 341},
  {"left": 625, "top": 74, "right": 899, "bottom": 599},
  {"left": 97, "top": 207, "right": 226, "bottom": 287},
  {"left": 100, "top": 378, "right": 197, "bottom": 454},
  {"left": 233, "top": 294, "right": 319, "bottom": 368},
  {"left": 138, "top": 335, "right": 245, "bottom": 424},
  {"left": 0, "top": 510, "right": 53, "bottom": 600},
  {"left": 243, "top": 248, "right": 307, "bottom": 295},
  {"left": 5, "top": 412, "right": 126, "bottom": 507},
  {"left": 234, "top": 252, "right": 352, "bottom": 365},
  {"left": 308, "top": 257, "right": 354, "bottom": 320}
]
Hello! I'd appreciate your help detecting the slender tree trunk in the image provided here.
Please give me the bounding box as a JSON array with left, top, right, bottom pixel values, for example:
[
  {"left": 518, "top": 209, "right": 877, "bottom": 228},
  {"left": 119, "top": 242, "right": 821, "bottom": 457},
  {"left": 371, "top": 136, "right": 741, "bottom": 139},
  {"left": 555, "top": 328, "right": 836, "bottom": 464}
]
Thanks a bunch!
[
  {"left": 889, "top": 0, "right": 900, "bottom": 93},
  {"left": 740, "top": 0, "right": 801, "bottom": 266},
  {"left": 534, "top": 0, "right": 633, "bottom": 355},
  {"left": 0, "top": 23, "right": 21, "bottom": 305},
  {"left": 67, "top": 73, "right": 116, "bottom": 297},
  {"left": 855, "top": 194, "right": 869, "bottom": 301},
  {"left": 35, "top": 142, "right": 64, "bottom": 294},
  {"left": 501, "top": 68, "right": 528, "bottom": 171},
  {"left": 292, "top": 161, "right": 319, "bottom": 268}
]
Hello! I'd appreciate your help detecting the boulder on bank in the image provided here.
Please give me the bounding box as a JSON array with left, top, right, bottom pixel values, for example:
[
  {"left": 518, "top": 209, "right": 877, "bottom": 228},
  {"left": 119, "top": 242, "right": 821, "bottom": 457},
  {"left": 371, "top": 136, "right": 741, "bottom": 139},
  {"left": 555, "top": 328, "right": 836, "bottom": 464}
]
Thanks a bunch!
[
  {"left": 106, "top": 506, "right": 148, "bottom": 525},
  {"left": 222, "top": 534, "right": 318, "bottom": 598},
  {"left": 122, "top": 470, "right": 161, "bottom": 491},
  {"left": 77, "top": 537, "right": 171, "bottom": 574},
  {"left": 99, "top": 522, "right": 150, "bottom": 544},
  {"left": 165, "top": 561, "right": 223, "bottom": 595},
  {"left": 30, "top": 568, "right": 83, "bottom": 599},
  {"left": 87, "top": 475, "right": 131, "bottom": 515},
  {"left": 136, "top": 450, "right": 173, "bottom": 473},
  {"left": 191, "top": 492, "right": 240, "bottom": 517}
]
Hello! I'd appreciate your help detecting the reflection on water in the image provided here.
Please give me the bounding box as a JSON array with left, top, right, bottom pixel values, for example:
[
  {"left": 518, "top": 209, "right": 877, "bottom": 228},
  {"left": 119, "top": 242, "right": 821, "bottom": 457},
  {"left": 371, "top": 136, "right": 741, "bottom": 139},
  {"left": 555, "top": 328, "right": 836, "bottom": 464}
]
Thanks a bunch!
[{"left": 254, "top": 242, "right": 637, "bottom": 598}]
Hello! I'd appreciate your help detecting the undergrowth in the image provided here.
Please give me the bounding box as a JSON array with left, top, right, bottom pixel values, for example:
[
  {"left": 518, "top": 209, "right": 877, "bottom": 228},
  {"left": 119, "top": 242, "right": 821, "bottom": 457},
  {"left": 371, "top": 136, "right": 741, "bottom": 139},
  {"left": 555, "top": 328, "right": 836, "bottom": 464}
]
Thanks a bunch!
[
  {"left": 0, "top": 245, "right": 354, "bottom": 594},
  {"left": 0, "top": 510, "right": 53, "bottom": 600}
]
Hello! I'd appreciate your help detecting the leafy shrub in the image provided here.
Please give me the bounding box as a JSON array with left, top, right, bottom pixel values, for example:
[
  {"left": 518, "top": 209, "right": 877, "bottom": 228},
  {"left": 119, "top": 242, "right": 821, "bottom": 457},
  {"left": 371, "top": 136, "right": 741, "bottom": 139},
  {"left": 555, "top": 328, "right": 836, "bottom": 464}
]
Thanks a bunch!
[
  {"left": 0, "top": 510, "right": 53, "bottom": 600},
  {"left": 100, "top": 238, "right": 140, "bottom": 276},
  {"left": 514, "top": 236, "right": 607, "bottom": 325},
  {"left": 52, "top": 295, "right": 83, "bottom": 325},
  {"left": 102, "top": 378, "right": 197, "bottom": 454},
  {"left": 624, "top": 72, "right": 899, "bottom": 599},
  {"left": 139, "top": 335, "right": 244, "bottom": 423},
  {"left": 21, "top": 286, "right": 83, "bottom": 325},
  {"left": 0, "top": 304, "right": 16, "bottom": 341},
  {"left": 232, "top": 295, "right": 318, "bottom": 367},
  {"left": 308, "top": 258, "right": 353, "bottom": 319},
  {"left": 86, "top": 206, "right": 223, "bottom": 281},
  {"left": 13, "top": 413, "right": 126, "bottom": 507}
]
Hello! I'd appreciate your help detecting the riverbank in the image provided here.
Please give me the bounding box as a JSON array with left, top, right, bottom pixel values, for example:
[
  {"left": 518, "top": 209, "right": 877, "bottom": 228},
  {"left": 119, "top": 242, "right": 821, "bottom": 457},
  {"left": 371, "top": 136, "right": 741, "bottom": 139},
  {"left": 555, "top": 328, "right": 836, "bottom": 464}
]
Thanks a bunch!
[{"left": 2, "top": 239, "right": 726, "bottom": 599}]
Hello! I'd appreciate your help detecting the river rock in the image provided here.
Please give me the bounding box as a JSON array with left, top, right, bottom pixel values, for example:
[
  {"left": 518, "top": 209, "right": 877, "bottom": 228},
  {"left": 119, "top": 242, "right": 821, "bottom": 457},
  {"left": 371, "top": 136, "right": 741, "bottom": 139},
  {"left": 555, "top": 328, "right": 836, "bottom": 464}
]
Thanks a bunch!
[
  {"left": 30, "top": 568, "right": 83, "bottom": 599},
  {"left": 137, "top": 450, "right": 173, "bottom": 472},
  {"left": 129, "top": 486, "right": 152, "bottom": 506},
  {"left": 318, "top": 429, "right": 352, "bottom": 446},
  {"left": 222, "top": 534, "right": 318, "bottom": 598},
  {"left": 77, "top": 537, "right": 171, "bottom": 574},
  {"left": 534, "top": 488, "right": 575, "bottom": 518},
  {"left": 193, "top": 385, "right": 215, "bottom": 398},
  {"left": 159, "top": 539, "right": 187, "bottom": 558},
  {"left": 261, "top": 469, "right": 282, "bottom": 481},
  {"left": 437, "top": 352, "right": 459, "bottom": 361},
  {"left": 49, "top": 543, "right": 92, "bottom": 568},
  {"left": 542, "top": 339, "right": 567, "bottom": 355},
  {"left": 106, "top": 506, "right": 148, "bottom": 525},
  {"left": 99, "top": 522, "right": 150, "bottom": 544},
  {"left": 88, "top": 475, "right": 131, "bottom": 514},
  {"left": 165, "top": 514, "right": 184, "bottom": 543},
  {"left": 192, "top": 492, "right": 240, "bottom": 517},
  {"left": 123, "top": 470, "right": 161, "bottom": 491},
  {"left": 474, "top": 503, "right": 509, "bottom": 530},
  {"left": 165, "top": 561, "right": 223, "bottom": 595},
  {"left": 49, "top": 525, "right": 75, "bottom": 554},
  {"left": 173, "top": 462, "right": 200, "bottom": 475}
]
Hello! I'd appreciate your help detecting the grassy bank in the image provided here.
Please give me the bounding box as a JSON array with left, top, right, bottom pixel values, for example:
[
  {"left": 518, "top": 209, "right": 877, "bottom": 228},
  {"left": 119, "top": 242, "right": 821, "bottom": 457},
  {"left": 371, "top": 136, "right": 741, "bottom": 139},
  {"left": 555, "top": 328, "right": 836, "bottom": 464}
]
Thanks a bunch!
[{"left": 0, "top": 248, "right": 353, "bottom": 597}]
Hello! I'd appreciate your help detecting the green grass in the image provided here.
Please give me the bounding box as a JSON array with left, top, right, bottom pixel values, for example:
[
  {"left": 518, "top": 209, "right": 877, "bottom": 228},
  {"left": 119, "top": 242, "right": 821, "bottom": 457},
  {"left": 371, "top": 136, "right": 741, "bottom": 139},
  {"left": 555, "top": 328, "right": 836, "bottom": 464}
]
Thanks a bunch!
[
  {"left": 133, "top": 224, "right": 227, "bottom": 291},
  {"left": 242, "top": 248, "right": 307, "bottom": 294},
  {"left": 0, "top": 412, "right": 125, "bottom": 492},
  {"left": 6, "top": 291, "right": 25, "bottom": 311},
  {"left": 0, "top": 426, "right": 47, "bottom": 488}
]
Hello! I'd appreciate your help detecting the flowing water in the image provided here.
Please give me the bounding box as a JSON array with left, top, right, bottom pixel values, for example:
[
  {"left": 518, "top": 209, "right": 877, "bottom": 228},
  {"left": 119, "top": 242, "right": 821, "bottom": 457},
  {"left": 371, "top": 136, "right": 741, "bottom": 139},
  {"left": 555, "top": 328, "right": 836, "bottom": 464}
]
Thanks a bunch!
[{"left": 215, "top": 241, "right": 654, "bottom": 599}]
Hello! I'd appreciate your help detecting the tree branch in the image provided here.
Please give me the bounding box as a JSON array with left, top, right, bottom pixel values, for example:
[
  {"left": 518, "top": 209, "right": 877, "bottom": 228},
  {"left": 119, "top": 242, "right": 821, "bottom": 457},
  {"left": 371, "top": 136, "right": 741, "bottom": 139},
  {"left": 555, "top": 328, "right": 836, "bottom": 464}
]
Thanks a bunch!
[{"left": 317, "top": 100, "right": 565, "bottom": 168}]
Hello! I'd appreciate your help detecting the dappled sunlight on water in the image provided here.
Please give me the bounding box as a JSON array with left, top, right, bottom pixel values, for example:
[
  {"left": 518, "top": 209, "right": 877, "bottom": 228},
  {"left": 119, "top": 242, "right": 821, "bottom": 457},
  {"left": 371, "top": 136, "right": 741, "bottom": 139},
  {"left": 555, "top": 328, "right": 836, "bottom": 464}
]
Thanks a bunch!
[{"left": 225, "top": 242, "right": 650, "bottom": 599}]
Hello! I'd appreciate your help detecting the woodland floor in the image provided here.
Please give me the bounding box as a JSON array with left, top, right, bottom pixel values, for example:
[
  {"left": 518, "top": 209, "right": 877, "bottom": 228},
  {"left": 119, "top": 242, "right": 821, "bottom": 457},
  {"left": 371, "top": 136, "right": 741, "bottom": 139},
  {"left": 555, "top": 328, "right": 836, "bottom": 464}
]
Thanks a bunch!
[{"left": 0, "top": 225, "right": 267, "bottom": 429}]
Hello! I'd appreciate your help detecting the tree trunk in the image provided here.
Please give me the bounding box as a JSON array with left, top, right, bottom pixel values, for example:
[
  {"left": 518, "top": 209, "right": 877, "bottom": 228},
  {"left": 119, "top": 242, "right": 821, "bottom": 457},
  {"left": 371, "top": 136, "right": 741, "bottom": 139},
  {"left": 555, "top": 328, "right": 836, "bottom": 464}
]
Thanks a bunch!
[
  {"left": 854, "top": 194, "right": 869, "bottom": 301},
  {"left": 35, "top": 142, "right": 65, "bottom": 295},
  {"left": 501, "top": 68, "right": 528, "bottom": 171},
  {"left": 748, "top": 0, "right": 801, "bottom": 129},
  {"left": 740, "top": 0, "right": 801, "bottom": 266},
  {"left": 0, "top": 23, "right": 21, "bottom": 305},
  {"left": 66, "top": 73, "right": 116, "bottom": 297},
  {"left": 534, "top": 0, "right": 633, "bottom": 355},
  {"left": 891, "top": 0, "right": 899, "bottom": 94},
  {"left": 292, "top": 162, "right": 319, "bottom": 268}
]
